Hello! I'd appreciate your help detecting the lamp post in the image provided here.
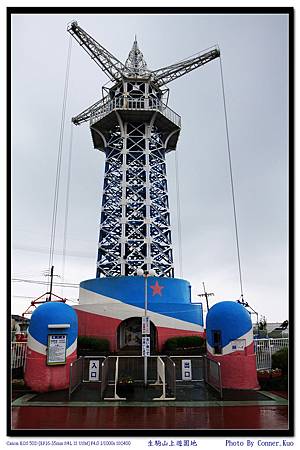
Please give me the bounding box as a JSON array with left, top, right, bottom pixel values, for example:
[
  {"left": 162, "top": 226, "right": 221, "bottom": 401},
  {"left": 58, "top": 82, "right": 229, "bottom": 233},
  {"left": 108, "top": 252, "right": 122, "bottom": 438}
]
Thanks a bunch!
[{"left": 136, "top": 268, "right": 156, "bottom": 386}]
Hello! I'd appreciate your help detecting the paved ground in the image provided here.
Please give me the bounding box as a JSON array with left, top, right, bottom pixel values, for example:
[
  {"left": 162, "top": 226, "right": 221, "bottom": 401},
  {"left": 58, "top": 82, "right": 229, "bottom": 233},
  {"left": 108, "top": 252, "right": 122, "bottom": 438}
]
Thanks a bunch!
[
  {"left": 10, "top": 383, "right": 289, "bottom": 432},
  {"left": 11, "top": 404, "right": 288, "bottom": 431}
]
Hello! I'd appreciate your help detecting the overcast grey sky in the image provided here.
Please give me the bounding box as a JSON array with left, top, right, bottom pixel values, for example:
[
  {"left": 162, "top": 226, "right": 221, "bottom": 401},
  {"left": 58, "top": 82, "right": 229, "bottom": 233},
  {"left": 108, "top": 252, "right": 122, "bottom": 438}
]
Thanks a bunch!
[{"left": 11, "top": 12, "right": 288, "bottom": 323}]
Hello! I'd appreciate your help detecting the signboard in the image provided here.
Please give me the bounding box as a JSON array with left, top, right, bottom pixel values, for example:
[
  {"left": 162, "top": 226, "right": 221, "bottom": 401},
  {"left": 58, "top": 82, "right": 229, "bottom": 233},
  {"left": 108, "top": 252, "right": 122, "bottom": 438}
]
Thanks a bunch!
[
  {"left": 89, "top": 360, "right": 100, "bottom": 381},
  {"left": 47, "top": 334, "right": 67, "bottom": 365},
  {"left": 231, "top": 339, "right": 246, "bottom": 351},
  {"left": 181, "top": 359, "right": 192, "bottom": 381},
  {"left": 142, "top": 316, "right": 150, "bottom": 335},
  {"left": 142, "top": 336, "right": 150, "bottom": 356}
]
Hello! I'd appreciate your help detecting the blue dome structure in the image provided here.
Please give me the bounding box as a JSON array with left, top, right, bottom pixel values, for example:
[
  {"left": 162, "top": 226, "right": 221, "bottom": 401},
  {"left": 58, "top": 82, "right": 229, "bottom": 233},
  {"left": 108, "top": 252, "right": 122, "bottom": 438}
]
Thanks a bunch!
[
  {"left": 206, "top": 301, "right": 252, "bottom": 349},
  {"left": 25, "top": 302, "right": 78, "bottom": 392},
  {"left": 29, "top": 302, "right": 78, "bottom": 347},
  {"left": 205, "top": 300, "right": 258, "bottom": 390}
]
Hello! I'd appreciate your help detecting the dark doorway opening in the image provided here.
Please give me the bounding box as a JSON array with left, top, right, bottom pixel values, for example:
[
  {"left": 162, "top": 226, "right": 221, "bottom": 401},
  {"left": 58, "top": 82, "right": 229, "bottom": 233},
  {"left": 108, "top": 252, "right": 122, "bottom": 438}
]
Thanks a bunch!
[{"left": 117, "top": 317, "right": 157, "bottom": 352}]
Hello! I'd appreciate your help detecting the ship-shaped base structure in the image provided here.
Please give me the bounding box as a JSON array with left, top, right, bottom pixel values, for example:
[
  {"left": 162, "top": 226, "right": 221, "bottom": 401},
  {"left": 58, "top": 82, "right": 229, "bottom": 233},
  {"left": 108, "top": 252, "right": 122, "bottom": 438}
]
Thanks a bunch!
[{"left": 75, "top": 276, "right": 204, "bottom": 352}]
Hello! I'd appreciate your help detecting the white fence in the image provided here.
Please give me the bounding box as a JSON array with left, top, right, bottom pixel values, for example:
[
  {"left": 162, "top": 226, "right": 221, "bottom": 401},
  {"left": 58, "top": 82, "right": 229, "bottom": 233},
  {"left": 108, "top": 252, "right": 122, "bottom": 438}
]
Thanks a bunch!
[
  {"left": 11, "top": 342, "right": 27, "bottom": 369},
  {"left": 254, "top": 338, "right": 288, "bottom": 369}
]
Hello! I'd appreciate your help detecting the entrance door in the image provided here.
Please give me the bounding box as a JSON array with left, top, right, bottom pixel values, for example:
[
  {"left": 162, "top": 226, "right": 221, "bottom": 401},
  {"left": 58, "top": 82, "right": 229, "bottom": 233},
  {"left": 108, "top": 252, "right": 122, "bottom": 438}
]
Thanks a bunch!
[{"left": 117, "top": 317, "right": 157, "bottom": 351}]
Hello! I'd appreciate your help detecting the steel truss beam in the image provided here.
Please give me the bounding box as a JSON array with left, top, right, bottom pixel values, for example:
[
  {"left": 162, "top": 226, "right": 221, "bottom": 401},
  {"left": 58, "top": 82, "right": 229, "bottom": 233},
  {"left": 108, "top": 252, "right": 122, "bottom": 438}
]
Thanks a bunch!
[{"left": 96, "top": 122, "right": 174, "bottom": 278}]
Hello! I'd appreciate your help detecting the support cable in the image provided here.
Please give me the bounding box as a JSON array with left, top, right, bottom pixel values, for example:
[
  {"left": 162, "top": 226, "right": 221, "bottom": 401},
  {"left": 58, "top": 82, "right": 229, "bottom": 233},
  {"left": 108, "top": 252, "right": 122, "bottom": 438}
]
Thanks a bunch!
[
  {"left": 175, "top": 150, "right": 183, "bottom": 278},
  {"left": 47, "top": 35, "right": 72, "bottom": 288},
  {"left": 61, "top": 123, "right": 74, "bottom": 295},
  {"left": 219, "top": 52, "right": 244, "bottom": 299}
]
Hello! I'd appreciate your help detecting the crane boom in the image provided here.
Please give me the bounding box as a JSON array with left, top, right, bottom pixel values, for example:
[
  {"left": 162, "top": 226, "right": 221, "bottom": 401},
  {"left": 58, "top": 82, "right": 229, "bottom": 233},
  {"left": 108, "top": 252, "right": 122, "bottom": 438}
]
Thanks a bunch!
[
  {"left": 152, "top": 47, "right": 220, "bottom": 87},
  {"left": 72, "top": 94, "right": 110, "bottom": 125},
  {"left": 67, "top": 21, "right": 126, "bottom": 82}
]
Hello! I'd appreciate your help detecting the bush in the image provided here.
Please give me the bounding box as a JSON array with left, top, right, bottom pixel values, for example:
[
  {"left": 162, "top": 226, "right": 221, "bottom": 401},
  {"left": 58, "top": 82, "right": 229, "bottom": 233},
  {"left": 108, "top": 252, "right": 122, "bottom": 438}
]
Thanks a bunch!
[
  {"left": 272, "top": 347, "right": 288, "bottom": 374},
  {"left": 164, "top": 335, "right": 206, "bottom": 352},
  {"left": 77, "top": 336, "right": 110, "bottom": 352}
]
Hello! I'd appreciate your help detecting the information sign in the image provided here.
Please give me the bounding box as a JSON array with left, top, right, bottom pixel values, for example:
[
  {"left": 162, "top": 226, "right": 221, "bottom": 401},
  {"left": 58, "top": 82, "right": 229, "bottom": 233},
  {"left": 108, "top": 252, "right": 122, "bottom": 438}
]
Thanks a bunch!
[
  {"left": 89, "top": 360, "right": 100, "bottom": 381},
  {"left": 182, "top": 359, "right": 192, "bottom": 381},
  {"left": 47, "top": 334, "right": 67, "bottom": 365},
  {"left": 142, "top": 336, "right": 150, "bottom": 356},
  {"left": 142, "top": 316, "right": 150, "bottom": 335},
  {"left": 231, "top": 339, "right": 246, "bottom": 351}
]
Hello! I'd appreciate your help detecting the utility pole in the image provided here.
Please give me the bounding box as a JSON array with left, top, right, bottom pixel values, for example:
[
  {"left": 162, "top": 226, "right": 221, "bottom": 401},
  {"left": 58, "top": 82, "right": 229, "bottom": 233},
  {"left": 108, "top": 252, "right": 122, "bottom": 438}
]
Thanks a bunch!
[
  {"left": 198, "top": 282, "right": 214, "bottom": 312},
  {"left": 49, "top": 265, "right": 54, "bottom": 301}
]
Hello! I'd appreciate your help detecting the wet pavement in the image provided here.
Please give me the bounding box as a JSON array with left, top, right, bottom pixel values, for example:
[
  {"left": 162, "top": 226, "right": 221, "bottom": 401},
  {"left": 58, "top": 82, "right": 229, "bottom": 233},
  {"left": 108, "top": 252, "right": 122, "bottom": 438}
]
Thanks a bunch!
[
  {"left": 10, "top": 382, "right": 289, "bottom": 432},
  {"left": 11, "top": 404, "right": 288, "bottom": 431}
]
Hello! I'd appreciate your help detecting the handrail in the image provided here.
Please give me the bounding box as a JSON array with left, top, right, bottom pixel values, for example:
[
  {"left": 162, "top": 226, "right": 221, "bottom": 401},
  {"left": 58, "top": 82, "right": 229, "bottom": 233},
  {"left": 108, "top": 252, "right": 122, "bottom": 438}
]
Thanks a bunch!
[
  {"left": 203, "top": 355, "right": 223, "bottom": 400},
  {"left": 90, "top": 95, "right": 181, "bottom": 128},
  {"left": 68, "top": 356, "right": 83, "bottom": 400},
  {"left": 100, "top": 358, "right": 110, "bottom": 399}
]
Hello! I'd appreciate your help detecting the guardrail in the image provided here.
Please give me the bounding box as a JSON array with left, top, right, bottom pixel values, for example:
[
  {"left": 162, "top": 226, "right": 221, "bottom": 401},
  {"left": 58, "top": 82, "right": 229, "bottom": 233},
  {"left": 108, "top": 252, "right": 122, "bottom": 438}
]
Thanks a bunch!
[
  {"left": 254, "top": 338, "right": 289, "bottom": 369},
  {"left": 162, "top": 356, "right": 176, "bottom": 398},
  {"left": 11, "top": 342, "right": 27, "bottom": 369},
  {"left": 90, "top": 96, "right": 181, "bottom": 128},
  {"left": 68, "top": 357, "right": 83, "bottom": 400},
  {"left": 100, "top": 357, "right": 110, "bottom": 400},
  {"left": 203, "top": 356, "right": 223, "bottom": 399},
  {"left": 151, "top": 356, "right": 175, "bottom": 400}
]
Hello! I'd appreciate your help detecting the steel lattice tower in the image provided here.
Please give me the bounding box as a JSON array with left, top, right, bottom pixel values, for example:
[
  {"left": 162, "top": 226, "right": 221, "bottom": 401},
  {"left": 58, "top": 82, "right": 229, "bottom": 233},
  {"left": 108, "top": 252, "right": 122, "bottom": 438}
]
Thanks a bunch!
[{"left": 68, "top": 22, "right": 219, "bottom": 278}]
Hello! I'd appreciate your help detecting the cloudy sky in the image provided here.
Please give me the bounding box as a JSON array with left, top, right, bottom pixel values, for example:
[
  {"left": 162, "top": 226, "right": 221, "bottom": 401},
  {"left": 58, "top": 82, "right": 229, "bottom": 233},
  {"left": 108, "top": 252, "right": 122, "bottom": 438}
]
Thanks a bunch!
[{"left": 11, "top": 11, "right": 289, "bottom": 323}]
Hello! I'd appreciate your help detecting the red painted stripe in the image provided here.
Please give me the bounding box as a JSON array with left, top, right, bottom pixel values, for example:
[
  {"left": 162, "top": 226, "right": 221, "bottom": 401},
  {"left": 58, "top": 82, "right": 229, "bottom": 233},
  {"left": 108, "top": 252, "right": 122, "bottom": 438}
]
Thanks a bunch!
[
  {"left": 75, "top": 309, "right": 121, "bottom": 352},
  {"left": 24, "top": 348, "right": 77, "bottom": 393},
  {"left": 208, "top": 342, "right": 259, "bottom": 390},
  {"left": 75, "top": 309, "right": 204, "bottom": 353},
  {"left": 157, "top": 327, "right": 205, "bottom": 352}
]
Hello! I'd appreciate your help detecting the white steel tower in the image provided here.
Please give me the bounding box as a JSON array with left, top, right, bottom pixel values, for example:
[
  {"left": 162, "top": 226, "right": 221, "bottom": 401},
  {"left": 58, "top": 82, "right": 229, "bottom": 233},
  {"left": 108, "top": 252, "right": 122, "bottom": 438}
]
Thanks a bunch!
[{"left": 68, "top": 22, "right": 220, "bottom": 278}]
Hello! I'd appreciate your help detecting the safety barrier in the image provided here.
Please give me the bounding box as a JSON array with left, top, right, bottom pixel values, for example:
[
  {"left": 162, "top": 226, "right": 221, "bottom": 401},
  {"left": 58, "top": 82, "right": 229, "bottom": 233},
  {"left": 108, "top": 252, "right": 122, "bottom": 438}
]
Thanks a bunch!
[
  {"left": 254, "top": 338, "right": 289, "bottom": 369},
  {"left": 101, "top": 355, "right": 175, "bottom": 401},
  {"left": 11, "top": 342, "right": 27, "bottom": 369},
  {"left": 90, "top": 96, "right": 181, "bottom": 128},
  {"left": 68, "top": 357, "right": 83, "bottom": 400},
  {"left": 203, "top": 356, "right": 223, "bottom": 399},
  {"left": 151, "top": 356, "right": 176, "bottom": 400},
  {"left": 100, "top": 357, "right": 110, "bottom": 400},
  {"left": 104, "top": 357, "right": 122, "bottom": 400},
  {"left": 69, "top": 356, "right": 106, "bottom": 399},
  {"left": 161, "top": 356, "right": 176, "bottom": 398}
]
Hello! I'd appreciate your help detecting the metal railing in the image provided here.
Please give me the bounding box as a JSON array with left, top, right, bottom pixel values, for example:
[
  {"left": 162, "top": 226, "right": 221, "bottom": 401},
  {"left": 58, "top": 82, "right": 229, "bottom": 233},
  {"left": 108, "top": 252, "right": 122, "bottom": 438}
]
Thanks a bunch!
[
  {"left": 203, "top": 356, "right": 223, "bottom": 399},
  {"left": 11, "top": 342, "right": 27, "bottom": 369},
  {"left": 69, "top": 357, "right": 84, "bottom": 400},
  {"left": 170, "top": 356, "right": 204, "bottom": 381},
  {"left": 254, "top": 338, "right": 289, "bottom": 370},
  {"left": 90, "top": 95, "right": 181, "bottom": 128},
  {"left": 161, "top": 356, "right": 176, "bottom": 397},
  {"left": 100, "top": 357, "right": 110, "bottom": 400},
  {"left": 100, "top": 355, "right": 176, "bottom": 401}
]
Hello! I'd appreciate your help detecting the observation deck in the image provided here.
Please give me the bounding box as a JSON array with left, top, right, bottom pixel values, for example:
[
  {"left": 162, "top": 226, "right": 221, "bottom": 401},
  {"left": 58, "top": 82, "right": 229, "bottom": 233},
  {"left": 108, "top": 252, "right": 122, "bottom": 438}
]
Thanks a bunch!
[{"left": 89, "top": 96, "right": 181, "bottom": 152}]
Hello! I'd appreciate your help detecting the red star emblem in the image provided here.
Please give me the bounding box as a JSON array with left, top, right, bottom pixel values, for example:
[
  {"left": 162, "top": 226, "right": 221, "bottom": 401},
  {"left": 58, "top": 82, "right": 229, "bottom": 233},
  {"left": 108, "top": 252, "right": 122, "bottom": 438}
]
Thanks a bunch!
[{"left": 150, "top": 281, "right": 164, "bottom": 296}]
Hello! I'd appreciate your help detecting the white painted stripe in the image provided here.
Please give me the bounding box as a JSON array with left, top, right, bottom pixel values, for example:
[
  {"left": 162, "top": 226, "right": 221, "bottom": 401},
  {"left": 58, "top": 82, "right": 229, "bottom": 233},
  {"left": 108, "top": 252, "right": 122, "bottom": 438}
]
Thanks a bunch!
[
  {"left": 76, "top": 288, "right": 203, "bottom": 333},
  {"left": 207, "top": 328, "right": 254, "bottom": 356},
  {"left": 27, "top": 333, "right": 77, "bottom": 357},
  {"left": 66, "top": 338, "right": 77, "bottom": 357},
  {"left": 27, "top": 333, "right": 47, "bottom": 355}
]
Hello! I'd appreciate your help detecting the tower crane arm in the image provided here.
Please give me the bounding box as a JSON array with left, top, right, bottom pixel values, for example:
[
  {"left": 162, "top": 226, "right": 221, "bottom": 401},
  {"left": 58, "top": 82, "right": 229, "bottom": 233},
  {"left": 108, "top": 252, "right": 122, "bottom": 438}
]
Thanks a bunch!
[
  {"left": 72, "top": 94, "right": 110, "bottom": 125},
  {"left": 67, "top": 21, "right": 126, "bottom": 82},
  {"left": 152, "top": 46, "right": 220, "bottom": 87}
]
